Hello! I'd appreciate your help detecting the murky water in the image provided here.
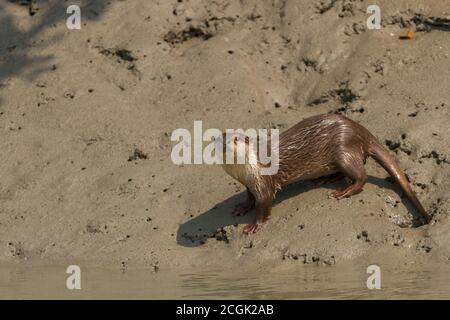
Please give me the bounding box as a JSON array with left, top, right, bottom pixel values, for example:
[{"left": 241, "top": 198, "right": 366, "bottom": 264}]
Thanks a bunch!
[{"left": 1, "top": 263, "right": 449, "bottom": 299}]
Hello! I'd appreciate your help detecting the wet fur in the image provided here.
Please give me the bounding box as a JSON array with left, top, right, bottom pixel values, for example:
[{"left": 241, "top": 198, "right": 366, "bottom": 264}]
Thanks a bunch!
[{"left": 221, "top": 114, "right": 431, "bottom": 233}]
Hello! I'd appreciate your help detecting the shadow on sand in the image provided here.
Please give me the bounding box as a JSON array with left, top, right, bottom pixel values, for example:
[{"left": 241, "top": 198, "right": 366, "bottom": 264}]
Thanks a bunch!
[
  {"left": 177, "top": 175, "right": 425, "bottom": 247},
  {"left": 0, "top": 1, "right": 111, "bottom": 83}
]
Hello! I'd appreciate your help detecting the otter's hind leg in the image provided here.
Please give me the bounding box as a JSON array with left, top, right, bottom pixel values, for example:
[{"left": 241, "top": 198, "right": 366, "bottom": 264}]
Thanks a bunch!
[{"left": 332, "top": 152, "right": 368, "bottom": 199}]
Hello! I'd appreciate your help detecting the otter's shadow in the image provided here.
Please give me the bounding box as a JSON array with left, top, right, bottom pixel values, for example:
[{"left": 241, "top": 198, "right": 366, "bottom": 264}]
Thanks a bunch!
[{"left": 176, "top": 176, "right": 422, "bottom": 247}]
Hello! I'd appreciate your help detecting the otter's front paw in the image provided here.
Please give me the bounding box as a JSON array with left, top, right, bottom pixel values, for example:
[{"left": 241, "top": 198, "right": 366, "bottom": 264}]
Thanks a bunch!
[{"left": 243, "top": 223, "right": 262, "bottom": 235}]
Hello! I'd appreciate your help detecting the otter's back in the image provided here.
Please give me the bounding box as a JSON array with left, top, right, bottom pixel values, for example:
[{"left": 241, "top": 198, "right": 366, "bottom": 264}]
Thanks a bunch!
[{"left": 276, "top": 114, "right": 369, "bottom": 184}]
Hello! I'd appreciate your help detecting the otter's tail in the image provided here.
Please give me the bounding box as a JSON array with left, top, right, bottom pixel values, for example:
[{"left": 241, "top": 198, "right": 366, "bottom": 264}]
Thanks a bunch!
[{"left": 369, "top": 140, "right": 431, "bottom": 224}]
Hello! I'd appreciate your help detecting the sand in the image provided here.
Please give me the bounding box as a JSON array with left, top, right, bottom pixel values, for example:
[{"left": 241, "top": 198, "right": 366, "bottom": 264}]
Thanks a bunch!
[{"left": 1, "top": 0, "right": 449, "bottom": 277}]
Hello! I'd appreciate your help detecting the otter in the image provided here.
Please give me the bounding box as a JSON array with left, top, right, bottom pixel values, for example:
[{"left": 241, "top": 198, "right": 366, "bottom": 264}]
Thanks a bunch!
[{"left": 217, "top": 113, "right": 431, "bottom": 234}]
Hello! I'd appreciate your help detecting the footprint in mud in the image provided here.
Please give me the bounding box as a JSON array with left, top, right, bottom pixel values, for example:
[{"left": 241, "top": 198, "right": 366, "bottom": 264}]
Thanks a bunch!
[
  {"left": 163, "top": 25, "right": 214, "bottom": 45},
  {"left": 95, "top": 46, "right": 141, "bottom": 78}
]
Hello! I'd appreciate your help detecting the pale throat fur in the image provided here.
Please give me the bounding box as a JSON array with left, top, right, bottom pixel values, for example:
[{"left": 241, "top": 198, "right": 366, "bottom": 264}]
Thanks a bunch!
[{"left": 221, "top": 138, "right": 279, "bottom": 199}]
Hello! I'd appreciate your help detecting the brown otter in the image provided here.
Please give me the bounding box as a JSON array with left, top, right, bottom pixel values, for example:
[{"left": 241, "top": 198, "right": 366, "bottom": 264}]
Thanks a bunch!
[{"left": 218, "top": 113, "right": 431, "bottom": 234}]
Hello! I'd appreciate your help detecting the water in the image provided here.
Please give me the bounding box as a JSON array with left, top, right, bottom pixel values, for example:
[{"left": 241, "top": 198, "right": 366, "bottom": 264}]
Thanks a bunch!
[{"left": 1, "top": 263, "right": 449, "bottom": 299}]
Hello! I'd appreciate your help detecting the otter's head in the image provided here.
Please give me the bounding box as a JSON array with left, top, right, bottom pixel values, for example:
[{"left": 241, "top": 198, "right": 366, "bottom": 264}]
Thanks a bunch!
[{"left": 215, "top": 132, "right": 260, "bottom": 185}]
